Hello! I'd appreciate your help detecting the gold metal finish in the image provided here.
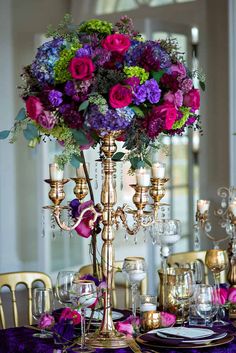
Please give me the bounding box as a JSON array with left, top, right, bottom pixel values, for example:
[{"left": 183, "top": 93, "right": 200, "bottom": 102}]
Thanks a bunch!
[
  {"left": 0, "top": 271, "right": 52, "bottom": 329},
  {"left": 195, "top": 209, "right": 209, "bottom": 225},
  {"left": 141, "top": 311, "right": 161, "bottom": 331},
  {"left": 45, "top": 179, "right": 70, "bottom": 206},
  {"left": 71, "top": 177, "right": 90, "bottom": 201},
  {"left": 149, "top": 177, "right": 169, "bottom": 219}
]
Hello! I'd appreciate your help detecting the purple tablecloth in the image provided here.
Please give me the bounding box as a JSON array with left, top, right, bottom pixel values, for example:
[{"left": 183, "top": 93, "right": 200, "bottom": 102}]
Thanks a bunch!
[{"left": 0, "top": 324, "right": 236, "bottom": 353}]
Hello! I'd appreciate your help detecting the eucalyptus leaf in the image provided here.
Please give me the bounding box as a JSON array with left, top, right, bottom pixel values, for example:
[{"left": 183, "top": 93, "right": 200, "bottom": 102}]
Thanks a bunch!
[
  {"left": 144, "top": 157, "right": 152, "bottom": 167},
  {"left": 0, "top": 130, "right": 10, "bottom": 139},
  {"left": 112, "top": 152, "right": 125, "bottom": 161},
  {"left": 131, "top": 106, "right": 144, "bottom": 117},
  {"left": 78, "top": 100, "right": 89, "bottom": 112},
  {"left": 200, "top": 81, "right": 205, "bottom": 91},
  {"left": 15, "top": 107, "right": 27, "bottom": 121},
  {"left": 23, "top": 123, "right": 38, "bottom": 140},
  {"left": 137, "top": 160, "right": 145, "bottom": 168},
  {"left": 70, "top": 154, "right": 83, "bottom": 168},
  {"left": 72, "top": 129, "right": 89, "bottom": 145},
  {"left": 130, "top": 156, "right": 141, "bottom": 169}
]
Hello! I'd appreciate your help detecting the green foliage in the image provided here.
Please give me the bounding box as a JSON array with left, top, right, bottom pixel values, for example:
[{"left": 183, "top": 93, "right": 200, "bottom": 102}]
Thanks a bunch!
[
  {"left": 23, "top": 123, "right": 38, "bottom": 140},
  {"left": 79, "top": 100, "right": 89, "bottom": 112},
  {"left": 72, "top": 129, "right": 89, "bottom": 145},
  {"left": 112, "top": 152, "right": 125, "bottom": 161},
  {"left": 54, "top": 45, "right": 81, "bottom": 83},
  {"left": 130, "top": 106, "right": 144, "bottom": 117},
  {"left": 0, "top": 130, "right": 10, "bottom": 139},
  {"left": 88, "top": 94, "right": 108, "bottom": 114},
  {"left": 15, "top": 108, "right": 27, "bottom": 121},
  {"left": 151, "top": 70, "right": 164, "bottom": 83},
  {"left": 78, "top": 19, "right": 113, "bottom": 36},
  {"left": 123, "top": 66, "right": 149, "bottom": 84},
  {"left": 172, "top": 107, "right": 191, "bottom": 129},
  {"left": 46, "top": 14, "right": 80, "bottom": 42}
]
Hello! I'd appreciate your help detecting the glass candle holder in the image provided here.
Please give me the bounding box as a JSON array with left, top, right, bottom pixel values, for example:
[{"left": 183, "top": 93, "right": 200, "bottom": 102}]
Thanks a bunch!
[{"left": 140, "top": 295, "right": 157, "bottom": 313}]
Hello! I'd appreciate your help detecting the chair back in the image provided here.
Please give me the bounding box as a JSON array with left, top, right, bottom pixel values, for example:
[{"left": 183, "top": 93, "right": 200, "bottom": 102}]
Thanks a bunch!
[
  {"left": 78, "top": 261, "right": 147, "bottom": 308},
  {"left": 167, "top": 250, "right": 227, "bottom": 284},
  {"left": 0, "top": 271, "right": 53, "bottom": 328}
]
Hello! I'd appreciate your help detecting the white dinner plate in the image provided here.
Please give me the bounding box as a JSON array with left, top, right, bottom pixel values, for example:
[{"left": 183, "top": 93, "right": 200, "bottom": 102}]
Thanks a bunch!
[
  {"left": 85, "top": 308, "right": 123, "bottom": 321},
  {"left": 153, "top": 327, "right": 215, "bottom": 339},
  {"left": 184, "top": 332, "right": 227, "bottom": 344}
]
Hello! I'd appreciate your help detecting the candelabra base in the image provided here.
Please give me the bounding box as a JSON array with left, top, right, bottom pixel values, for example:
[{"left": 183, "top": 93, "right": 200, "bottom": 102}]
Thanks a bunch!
[{"left": 86, "top": 331, "right": 128, "bottom": 349}]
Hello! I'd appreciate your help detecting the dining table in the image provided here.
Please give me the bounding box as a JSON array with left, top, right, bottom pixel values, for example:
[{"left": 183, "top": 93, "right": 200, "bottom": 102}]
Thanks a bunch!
[{"left": 1, "top": 317, "right": 236, "bottom": 353}]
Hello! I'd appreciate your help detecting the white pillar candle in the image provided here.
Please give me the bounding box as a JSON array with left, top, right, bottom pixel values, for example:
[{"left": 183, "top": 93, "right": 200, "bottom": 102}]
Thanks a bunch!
[
  {"left": 76, "top": 163, "right": 90, "bottom": 178},
  {"left": 151, "top": 162, "right": 165, "bottom": 179},
  {"left": 197, "top": 199, "right": 210, "bottom": 214},
  {"left": 229, "top": 201, "right": 236, "bottom": 217},
  {"left": 135, "top": 168, "right": 150, "bottom": 187},
  {"left": 128, "top": 269, "right": 146, "bottom": 283},
  {"left": 49, "top": 163, "right": 64, "bottom": 181},
  {"left": 140, "top": 303, "right": 156, "bottom": 312}
]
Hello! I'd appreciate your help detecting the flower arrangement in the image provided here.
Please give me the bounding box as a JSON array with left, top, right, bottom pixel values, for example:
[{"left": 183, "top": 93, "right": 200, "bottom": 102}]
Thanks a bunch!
[{"left": 1, "top": 15, "right": 204, "bottom": 170}]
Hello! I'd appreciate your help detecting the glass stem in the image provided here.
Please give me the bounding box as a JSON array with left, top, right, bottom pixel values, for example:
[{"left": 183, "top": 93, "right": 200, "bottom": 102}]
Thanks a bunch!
[
  {"left": 81, "top": 307, "right": 86, "bottom": 349},
  {"left": 162, "top": 256, "right": 168, "bottom": 311},
  {"left": 131, "top": 283, "right": 138, "bottom": 318},
  {"left": 213, "top": 272, "right": 221, "bottom": 321}
]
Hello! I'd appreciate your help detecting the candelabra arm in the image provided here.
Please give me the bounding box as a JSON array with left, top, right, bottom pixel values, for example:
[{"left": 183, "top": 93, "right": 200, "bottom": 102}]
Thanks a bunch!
[
  {"left": 53, "top": 205, "right": 101, "bottom": 231},
  {"left": 115, "top": 206, "right": 142, "bottom": 236}
]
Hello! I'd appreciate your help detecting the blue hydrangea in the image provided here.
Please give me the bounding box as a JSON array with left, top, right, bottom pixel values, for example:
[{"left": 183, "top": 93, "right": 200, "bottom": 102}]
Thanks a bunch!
[{"left": 31, "top": 38, "right": 65, "bottom": 85}]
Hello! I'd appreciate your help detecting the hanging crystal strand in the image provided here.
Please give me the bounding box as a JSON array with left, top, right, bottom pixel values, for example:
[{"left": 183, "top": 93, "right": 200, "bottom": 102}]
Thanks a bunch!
[
  {"left": 221, "top": 197, "right": 227, "bottom": 208},
  {"left": 143, "top": 227, "right": 148, "bottom": 243},
  {"left": 124, "top": 232, "right": 129, "bottom": 241},
  {"left": 193, "top": 223, "right": 201, "bottom": 251},
  {"left": 41, "top": 208, "right": 46, "bottom": 238},
  {"left": 50, "top": 212, "right": 56, "bottom": 239},
  {"left": 94, "top": 161, "right": 98, "bottom": 190},
  {"left": 120, "top": 161, "right": 124, "bottom": 191},
  {"left": 134, "top": 235, "right": 138, "bottom": 245}
]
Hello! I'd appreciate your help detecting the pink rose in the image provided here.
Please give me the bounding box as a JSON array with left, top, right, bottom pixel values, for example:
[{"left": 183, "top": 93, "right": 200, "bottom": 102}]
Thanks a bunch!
[
  {"left": 213, "top": 287, "right": 228, "bottom": 305},
  {"left": 115, "top": 315, "right": 140, "bottom": 337},
  {"left": 26, "top": 96, "right": 43, "bottom": 121},
  {"left": 109, "top": 84, "right": 132, "bottom": 108},
  {"left": 38, "top": 313, "right": 55, "bottom": 329},
  {"left": 171, "top": 63, "right": 186, "bottom": 78},
  {"left": 102, "top": 34, "right": 130, "bottom": 54},
  {"left": 158, "top": 102, "right": 178, "bottom": 130},
  {"left": 164, "top": 90, "right": 183, "bottom": 108},
  {"left": 228, "top": 288, "right": 236, "bottom": 303},
  {"left": 60, "top": 307, "right": 81, "bottom": 325},
  {"left": 160, "top": 312, "right": 176, "bottom": 327},
  {"left": 69, "top": 57, "right": 95, "bottom": 80},
  {"left": 183, "top": 89, "right": 200, "bottom": 111},
  {"left": 38, "top": 111, "right": 56, "bottom": 130}
]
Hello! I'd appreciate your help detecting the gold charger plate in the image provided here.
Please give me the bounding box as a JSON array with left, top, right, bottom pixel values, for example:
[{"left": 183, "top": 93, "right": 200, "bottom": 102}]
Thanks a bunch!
[{"left": 136, "top": 333, "right": 234, "bottom": 349}]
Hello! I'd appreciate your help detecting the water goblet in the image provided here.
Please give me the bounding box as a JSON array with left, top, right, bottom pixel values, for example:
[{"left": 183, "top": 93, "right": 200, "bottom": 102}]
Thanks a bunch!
[
  {"left": 205, "top": 249, "right": 229, "bottom": 325},
  {"left": 56, "top": 270, "right": 78, "bottom": 307},
  {"left": 122, "top": 257, "right": 147, "bottom": 318},
  {"left": 32, "top": 287, "right": 54, "bottom": 338},
  {"left": 172, "top": 269, "right": 194, "bottom": 325},
  {"left": 195, "top": 284, "right": 218, "bottom": 326},
  {"left": 71, "top": 280, "right": 97, "bottom": 353}
]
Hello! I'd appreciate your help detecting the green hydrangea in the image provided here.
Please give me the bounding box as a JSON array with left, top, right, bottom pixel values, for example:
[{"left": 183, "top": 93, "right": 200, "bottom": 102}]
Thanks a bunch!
[
  {"left": 88, "top": 94, "right": 108, "bottom": 114},
  {"left": 38, "top": 123, "right": 73, "bottom": 142},
  {"left": 172, "top": 107, "right": 191, "bottom": 129},
  {"left": 123, "top": 66, "right": 149, "bottom": 84},
  {"left": 54, "top": 43, "right": 81, "bottom": 83},
  {"left": 78, "top": 19, "right": 113, "bottom": 35}
]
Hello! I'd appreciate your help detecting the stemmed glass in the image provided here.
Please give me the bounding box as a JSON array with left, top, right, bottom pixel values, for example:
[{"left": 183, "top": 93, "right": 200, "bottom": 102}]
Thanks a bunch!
[
  {"left": 56, "top": 271, "right": 77, "bottom": 306},
  {"left": 195, "top": 284, "right": 218, "bottom": 326},
  {"left": 122, "top": 257, "right": 147, "bottom": 318},
  {"left": 172, "top": 270, "right": 194, "bottom": 325},
  {"left": 71, "top": 280, "right": 97, "bottom": 353},
  {"left": 32, "top": 288, "right": 54, "bottom": 338},
  {"left": 205, "top": 249, "right": 229, "bottom": 325}
]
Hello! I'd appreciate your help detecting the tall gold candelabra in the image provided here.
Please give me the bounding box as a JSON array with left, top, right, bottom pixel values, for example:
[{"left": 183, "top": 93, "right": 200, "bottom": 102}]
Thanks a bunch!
[{"left": 44, "top": 133, "right": 168, "bottom": 348}]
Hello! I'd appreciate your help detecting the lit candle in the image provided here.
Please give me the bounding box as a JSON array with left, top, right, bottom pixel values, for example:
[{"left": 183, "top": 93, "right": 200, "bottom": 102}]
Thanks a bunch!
[
  {"left": 197, "top": 199, "right": 210, "bottom": 214},
  {"left": 136, "top": 168, "right": 150, "bottom": 187},
  {"left": 229, "top": 201, "right": 236, "bottom": 217},
  {"left": 140, "top": 302, "right": 156, "bottom": 312},
  {"left": 76, "top": 163, "right": 90, "bottom": 178},
  {"left": 128, "top": 269, "right": 146, "bottom": 283},
  {"left": 49, "top": 163, "right": 64, "bottom": 181},
  {"left": 151, "top": 162, "right": 165, "bottom": 179}
]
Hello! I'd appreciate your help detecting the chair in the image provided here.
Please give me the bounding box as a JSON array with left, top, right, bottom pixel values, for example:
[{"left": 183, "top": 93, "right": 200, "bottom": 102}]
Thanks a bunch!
[
  {"left": 78, "top": 261, "right": 147, "bottom": 309},
  {"left": 167, "top": 250, "right": 227, "bottom": 284},
  {"left": 0, "top": 271, "right": 53, "bottom": 329}
]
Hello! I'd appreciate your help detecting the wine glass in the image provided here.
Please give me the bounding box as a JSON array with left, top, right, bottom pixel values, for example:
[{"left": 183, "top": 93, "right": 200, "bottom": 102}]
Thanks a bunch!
[
  {"left": 195, "top": 284, "right": 218, "bottom": 326},
  {"left": 71, "top": 280, "right": 97, "bottom": 353},
  {"left": 172, "top": 270, "right": 194, "bottom": 325},
  {"left": 205, "top": 249, "right": 229, "bottom": 325},
  {"left": 122, "top": 257, "right": 147, "bottom": 318},
  {"left": 32, "top": 288, "right": 54, "bottom": 338},
  {"left": 56, "top": 271, "right": 78, "bottom": 306}
]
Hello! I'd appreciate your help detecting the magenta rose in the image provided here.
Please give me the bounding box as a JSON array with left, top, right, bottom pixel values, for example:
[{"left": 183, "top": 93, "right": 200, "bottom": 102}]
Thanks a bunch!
[
  {"left": 228, "top": 288, "right": 236, "bottom": 303},
  {"left": 38, "top": 111, "right": 56, "bottom": 130},
  {"left": 160, "top": 312, "right": 176, "bottom": 327},
  {"left": 109, "top": 84, "right": 132, "bottom": 108},
  {"left": 60, "top": 307, "right": 81, "bottom": 325},
  {"left": 213, "top": 287, "right": 228, "bottom": 305},
  {"left": 183, "top": 89, "right": 200, "bottom": 111},
  {"left": 170, "top": 62, "right": 186, "bottom": 78},
  {"left": 164, "top": 90, "right": 183, "bottom": 108},
  {"left": 26, "top": 96, "right": 43, "bottom": 121},
  {"left": 102, "top": 33, "right": 130, "bottom": 54},
  {"left": 38, "top": 313, "right": 55, "bottom": 329},
  {"left": 115, "top": 315, "right": 140, "bottom": 338},
  {"left": 69, "top": 57, "right": 95, "bottom": 80},
  {"left": 156, "top": 102, "right": 178, "bottom": 130}
]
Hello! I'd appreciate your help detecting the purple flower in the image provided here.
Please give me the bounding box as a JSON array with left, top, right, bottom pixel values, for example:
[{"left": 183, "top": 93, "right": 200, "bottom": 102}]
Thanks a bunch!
[
  {"left": 124, "top": 77, "right": 140, "bottom": 89},
  {"left": 133, "top": 85, "right": 146, "bottom": 105},
  {"left": 76, "top": 45, "right": 92, "bottom": 57},
  {"left": 180, "top": 78, "right": 193, "bottom": 94},
  {"left": 92, "top": 47, "right": 111, "bottom": 65},
  {"left": 38, "top": 111, "right": 56, "bottom": 130},
  {"left": 145, "top": 78, "right": 161, "bottom": 104},
  {"left": 65, "top": 81, "right": 77, "bottom": 96},
  {"left": 48, "top": 90, "right": 63, "bottom": 107}
]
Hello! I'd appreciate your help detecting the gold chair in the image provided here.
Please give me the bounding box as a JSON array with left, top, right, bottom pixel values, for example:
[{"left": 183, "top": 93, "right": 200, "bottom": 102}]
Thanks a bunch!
[
  {"left": 167, "top": 250, "right": 227, "bottom": 284},
  {"left": 78, "top": 261, "right": 147, "bottom": 309},
  {"left": 0, "top": 271, "right": 53, "bottom": 329}
]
